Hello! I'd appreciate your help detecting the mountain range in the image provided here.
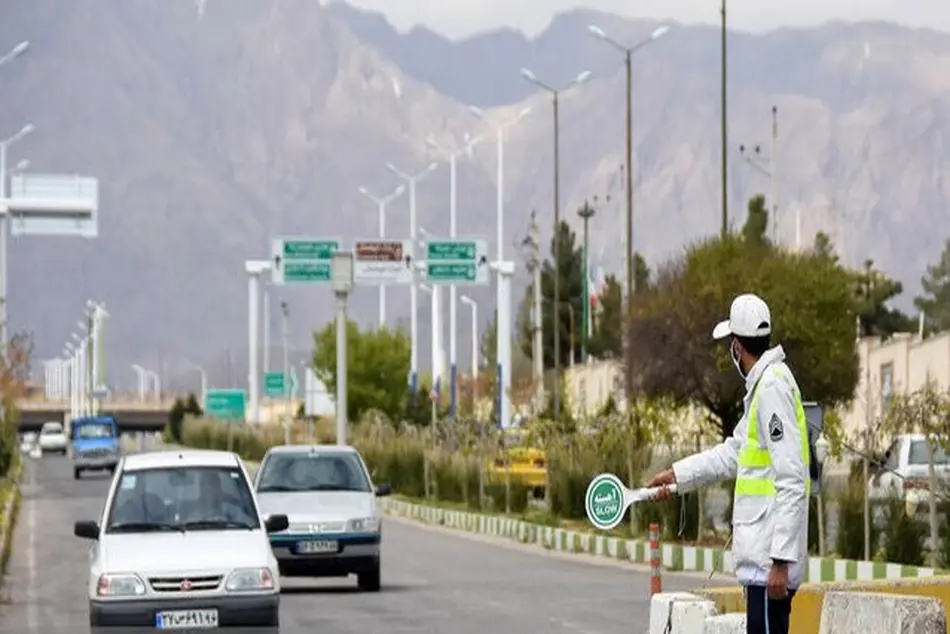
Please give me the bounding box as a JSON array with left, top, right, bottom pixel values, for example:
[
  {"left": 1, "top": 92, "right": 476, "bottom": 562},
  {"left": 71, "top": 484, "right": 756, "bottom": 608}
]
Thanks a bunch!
[{"left": 2, "top": 0, "right": 949, "bottom": 390}]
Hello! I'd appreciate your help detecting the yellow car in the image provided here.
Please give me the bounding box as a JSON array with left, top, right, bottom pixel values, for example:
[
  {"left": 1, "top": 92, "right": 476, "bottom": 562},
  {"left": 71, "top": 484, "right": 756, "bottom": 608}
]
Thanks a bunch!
[{"left": 486, "top": 430, "right": 547, "bottom": 492}]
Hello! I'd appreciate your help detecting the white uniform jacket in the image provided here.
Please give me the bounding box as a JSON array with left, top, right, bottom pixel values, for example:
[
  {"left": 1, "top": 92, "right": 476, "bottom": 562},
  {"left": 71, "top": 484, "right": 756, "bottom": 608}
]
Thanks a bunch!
[{"left": 671, "top": 345, "right": 809, "bottom": 588}]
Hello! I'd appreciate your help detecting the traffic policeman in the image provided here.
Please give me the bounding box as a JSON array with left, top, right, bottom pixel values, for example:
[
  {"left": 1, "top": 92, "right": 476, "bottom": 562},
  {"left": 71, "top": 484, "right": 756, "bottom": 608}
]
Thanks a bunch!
[{"left": 646, "top": 293, "right": 810, "bottom": 634}]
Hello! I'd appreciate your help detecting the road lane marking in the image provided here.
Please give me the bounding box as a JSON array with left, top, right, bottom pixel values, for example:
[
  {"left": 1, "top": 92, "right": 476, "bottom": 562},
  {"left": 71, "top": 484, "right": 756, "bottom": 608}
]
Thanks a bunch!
[{"left": 27, "top": 460, "right": 37, "bottom": 632}]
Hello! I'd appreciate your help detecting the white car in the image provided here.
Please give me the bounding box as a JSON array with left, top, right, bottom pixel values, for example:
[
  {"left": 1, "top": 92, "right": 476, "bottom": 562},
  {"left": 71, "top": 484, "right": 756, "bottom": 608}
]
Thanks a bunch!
[
  {"left": 868, "top": 433, "right": 950, "bottom": 506},
  {"left": 73, "top": 449, "right": 289, "bottom": 632},
  {"left": 38, "top": 421, "right": 68, "bottom": 455},
  {"left": 254, "top": 444, "right": 391, "bottom": 591}
]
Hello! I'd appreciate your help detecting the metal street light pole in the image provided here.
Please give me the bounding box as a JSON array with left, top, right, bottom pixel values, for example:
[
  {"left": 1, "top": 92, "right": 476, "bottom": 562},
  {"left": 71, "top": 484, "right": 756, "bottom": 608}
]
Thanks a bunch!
[
  {"left": 577, "top": 201, "right": 595, "bottom": 364},
  {"left": 460, "top": 295, "right": 479, "bottom": 408},
  {"left": 520, "top": 68, "right": 591, "bottom": 419},
  {"left": 281, "top": 301, "right": 291, "bottom": 445},
  {"left": 721, "top": 0, "right": 729, "bottom": 237},
  {"left": 587, "top": 23, "right": 669, "bottom": 398},
  {"left": 386, "top": 161, "right": 438, "bottom": 400},
  {"left": 0, "top": 123, "right": 35, "bottom": 356},
  {"left": 357, "top": 184, "right": 405, "bottom": 327},
  {"left": 426, "top": 134, "right": 481, "bottom": 420}
]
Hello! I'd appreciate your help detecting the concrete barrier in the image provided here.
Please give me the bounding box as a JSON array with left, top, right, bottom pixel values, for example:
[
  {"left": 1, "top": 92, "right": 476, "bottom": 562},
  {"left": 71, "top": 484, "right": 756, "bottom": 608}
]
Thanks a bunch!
[
  {"left": 818, "top": 591, "right": 946, "bottom": 634},
  {"left": 697, "top": 578, "right": 950, "bottom": 634},
  {"left": 648, "top": 592, "right": 718, "bottom": 634},
  {"left": 704, "top": 614, "right": 746, "bottom": 634}
]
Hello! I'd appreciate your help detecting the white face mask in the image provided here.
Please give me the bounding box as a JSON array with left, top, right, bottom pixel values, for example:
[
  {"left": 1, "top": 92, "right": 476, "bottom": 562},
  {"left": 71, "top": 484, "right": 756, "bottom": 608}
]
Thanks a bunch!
[{"left": 730, "top": 339, "right": 747, "bottom": 378}]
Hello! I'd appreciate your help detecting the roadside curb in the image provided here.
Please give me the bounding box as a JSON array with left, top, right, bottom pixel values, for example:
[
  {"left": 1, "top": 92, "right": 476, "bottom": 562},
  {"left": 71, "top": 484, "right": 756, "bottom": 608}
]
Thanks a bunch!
[
  {"left": 0, "top": 458, "right": 24, "bottom": 579},
  {"left": 378, "top": 498, "right": 947, "bottom": 583}
]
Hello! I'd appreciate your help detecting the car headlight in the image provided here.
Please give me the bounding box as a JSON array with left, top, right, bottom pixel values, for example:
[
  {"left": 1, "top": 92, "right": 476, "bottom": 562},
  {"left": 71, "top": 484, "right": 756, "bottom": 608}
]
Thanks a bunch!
[
  {"left": 225, "top": 567, "right": 275, "bottom": 592},
  {"left": 97, "top": 573, "right": 146, "bottom": 597},
  {"left": 347, "top": 517, "right": 380, "bottom": 533}
]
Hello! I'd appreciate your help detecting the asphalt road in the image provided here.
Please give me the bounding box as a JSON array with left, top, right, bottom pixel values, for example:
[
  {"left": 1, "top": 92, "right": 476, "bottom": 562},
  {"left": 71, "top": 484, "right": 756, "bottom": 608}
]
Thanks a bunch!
[{"left": 0, "top": 453, "right": 728, "bottom": 634}]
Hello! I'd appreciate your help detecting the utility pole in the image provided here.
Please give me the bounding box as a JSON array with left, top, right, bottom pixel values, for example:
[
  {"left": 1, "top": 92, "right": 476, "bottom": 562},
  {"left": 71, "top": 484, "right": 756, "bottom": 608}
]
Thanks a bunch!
[
  {"left": 281, "top": 301, "right": 290, "bottom": 445},
  {"left": 522, "top": 210, "right": 544, "bottom": 409},
  {"left": 577, "top": 201, "right": 596, "bottom": 364},
  {"left": 859, "top": 260, "right": 874, "bottom": 561},
  {"left": 720, "top": 0, "right": 729, "bottom": 237},
  {"left": 739, "top": 107, "right": 781, "bottom": 245}
]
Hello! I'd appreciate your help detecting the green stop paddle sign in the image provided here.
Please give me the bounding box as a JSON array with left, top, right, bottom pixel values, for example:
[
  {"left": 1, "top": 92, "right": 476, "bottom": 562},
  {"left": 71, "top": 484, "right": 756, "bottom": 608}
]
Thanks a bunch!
[{"left": 585, "top": 473, "right": 628, "bottom": 531}]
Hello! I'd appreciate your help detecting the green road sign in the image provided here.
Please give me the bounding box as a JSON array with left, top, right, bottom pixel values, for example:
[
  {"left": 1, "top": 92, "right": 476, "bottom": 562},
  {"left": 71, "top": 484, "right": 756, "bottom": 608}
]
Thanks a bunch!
[
  {"left": 427, "top": 262, "right": 477, "bottom": 282},
  {"left": 585, "top": 473, "right": 627, "bottom": 531},
  {"left": 264, "top": 371, "right": 299, "bottom": 397},
  {"left": 271, "top": 236, "right": 340, "bottom": 285},
  {"left": 204, "top": 388, "right": 246, "bottom": 422},
  {"left": 427, "top": 240, "right": 477, "bottom": 261},
  {"left": 424, "top": 238, "right": 489, "bottom": 285},
  {"left": 284, "top": 262, "right": 331, "bottom": 282}
]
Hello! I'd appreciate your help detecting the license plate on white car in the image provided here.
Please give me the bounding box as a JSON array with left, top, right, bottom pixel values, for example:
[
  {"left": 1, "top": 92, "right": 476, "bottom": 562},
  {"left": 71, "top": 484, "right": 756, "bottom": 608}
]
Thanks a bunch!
[
  {"left": 297, "top": 539, "right": 338, "bottom": 554},
  {"left": 155, "top": 609, "right": 219, "bottom": 629}
]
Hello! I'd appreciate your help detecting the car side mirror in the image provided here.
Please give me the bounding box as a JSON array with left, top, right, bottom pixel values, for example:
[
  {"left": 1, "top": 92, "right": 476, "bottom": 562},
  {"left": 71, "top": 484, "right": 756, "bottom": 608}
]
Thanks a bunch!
[
  {"left": 375, "top": 484, "right": 392, "bottom": 497},
  {"left": 74, "top": 520, "right": 100, "bottom": 540},
  {"left": 264, "top": 514, "right": 289, "bottom": 533}
]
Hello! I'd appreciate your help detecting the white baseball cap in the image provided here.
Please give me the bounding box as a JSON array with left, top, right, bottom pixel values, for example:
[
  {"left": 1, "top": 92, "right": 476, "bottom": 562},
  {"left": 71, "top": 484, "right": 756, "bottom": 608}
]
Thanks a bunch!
[{"left": 712, "top": 293, "right": 772, "bottom": 340}]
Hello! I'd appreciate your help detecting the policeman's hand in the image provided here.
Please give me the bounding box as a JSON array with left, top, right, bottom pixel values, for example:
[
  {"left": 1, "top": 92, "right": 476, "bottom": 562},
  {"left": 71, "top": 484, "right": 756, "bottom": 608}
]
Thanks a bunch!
[
  {"left": 767, "top": 561, "right": 789, "bottom": 600},
  {"left": 645, "top": 468, "right": 676, "bottom": 500}
]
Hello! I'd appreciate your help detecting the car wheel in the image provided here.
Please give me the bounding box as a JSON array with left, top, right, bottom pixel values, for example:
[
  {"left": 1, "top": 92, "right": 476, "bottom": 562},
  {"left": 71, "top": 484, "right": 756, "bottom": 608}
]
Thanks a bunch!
[
  {"left": 357, "top": 561, "right": 381, "bottom": 592},
  {"left": 73, "top": 468, "right": 81, "bottom": 480}
]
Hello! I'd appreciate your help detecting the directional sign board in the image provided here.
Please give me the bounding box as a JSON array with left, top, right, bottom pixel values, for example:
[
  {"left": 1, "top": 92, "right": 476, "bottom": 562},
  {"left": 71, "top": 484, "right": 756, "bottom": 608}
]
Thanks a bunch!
[
  {"left": 263, "top": 371, "right": 298, "bottom": 398},
  {"left": 204, "top": 388, "right": 246, "bottom": 422},
  {"left": 271, "top": 236, "right": 340, "bottom": 285},
  {"left": 424, "top": 238, "right": 489, "bottom": 285},
  {"left": 8, "top": 173, "right": 99, "bottom": 237},
  {"left": 354, "top": 239, "right": 413, "bottom": 285}
]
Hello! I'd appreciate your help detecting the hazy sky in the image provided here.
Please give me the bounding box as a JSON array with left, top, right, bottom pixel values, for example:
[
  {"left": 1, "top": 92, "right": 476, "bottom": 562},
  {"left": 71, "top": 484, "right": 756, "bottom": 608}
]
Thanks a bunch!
[{"left": 342, "top": 0, "right": 947, "bottom": 39}]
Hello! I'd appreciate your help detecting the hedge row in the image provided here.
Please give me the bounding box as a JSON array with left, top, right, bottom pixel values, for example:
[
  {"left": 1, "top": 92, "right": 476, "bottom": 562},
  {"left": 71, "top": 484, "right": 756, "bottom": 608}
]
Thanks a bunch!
[{"left": 177, "top": 414, "right": 699, "bottom": 539}]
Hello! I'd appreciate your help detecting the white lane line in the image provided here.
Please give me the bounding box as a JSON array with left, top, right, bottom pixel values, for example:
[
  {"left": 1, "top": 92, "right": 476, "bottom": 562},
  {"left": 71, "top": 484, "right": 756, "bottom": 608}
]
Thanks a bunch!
[{"left": 26, "top": 460, "right": 38, "bottom": 632}]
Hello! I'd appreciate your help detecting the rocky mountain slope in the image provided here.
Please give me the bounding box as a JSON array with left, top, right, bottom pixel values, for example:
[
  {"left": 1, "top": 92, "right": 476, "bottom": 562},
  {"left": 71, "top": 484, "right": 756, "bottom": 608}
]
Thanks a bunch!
[{"left": 2, "top": 0, "right": 948, "bottom": 386}]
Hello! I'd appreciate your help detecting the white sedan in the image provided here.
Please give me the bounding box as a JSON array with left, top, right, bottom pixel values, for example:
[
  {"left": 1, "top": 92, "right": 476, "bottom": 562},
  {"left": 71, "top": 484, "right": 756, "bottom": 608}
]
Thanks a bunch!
[
  {"left": 868, "top": 433, "right": 950, "bottom": 508},
  {"left": 73, "top": 449, "right": 289, "bottom": 632},
  {"left": 38, "top": 422, "right": 68, "bottom": 455},
  {"left": 255, "top": 444, "right": 391, "bottom": 591}
]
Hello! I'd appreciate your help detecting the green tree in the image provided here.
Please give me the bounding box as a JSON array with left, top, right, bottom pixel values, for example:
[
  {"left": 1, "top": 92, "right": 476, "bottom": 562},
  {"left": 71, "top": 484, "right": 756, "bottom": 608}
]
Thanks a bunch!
[
  {"left": 539, "top": 220, "right": 584, "bottom": 369},
  {"left": 588, "top": 274, "right": 623, "bottom": 359},
  {"left": 168, "top": 397, "right": 186, "bottom": 443},
  {"left": 312, "top": 322, "right": 411, "bottom": 422},
  {"left": 633, "top": 252, "right": 651, "bottom": 294},
  {"left": 811, "top": 232, "right": 837, "bottom": 262},
  {"left": 742, "top": 194, "right": 770, "bottom": 248},
  {"left": 915, "top": 238, "right": 950, "bottom": 334},
  {"left": 855, "top": 259, "right": 916, "bottom": 339},
  {"left": 627, "top": 203, "right": 860, "bottom": 440}
]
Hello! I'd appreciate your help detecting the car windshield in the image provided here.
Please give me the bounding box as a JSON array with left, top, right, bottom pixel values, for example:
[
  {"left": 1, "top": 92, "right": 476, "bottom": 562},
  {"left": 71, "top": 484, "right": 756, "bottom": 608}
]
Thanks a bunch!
[
  {"left": 106, "top": 466, "right": 260, "bottom": 533},
  {"left": 908, "top": 440, "right": 950, "bottom": 466},
  {"left": 75, "top": 423, "right": 114, "bottom": 438},
  {"left": 41, "top": 425, "right": 62, "bottom": 435},
  {"left": 257, "top": 451, "right": 371, "bottom": 493}
]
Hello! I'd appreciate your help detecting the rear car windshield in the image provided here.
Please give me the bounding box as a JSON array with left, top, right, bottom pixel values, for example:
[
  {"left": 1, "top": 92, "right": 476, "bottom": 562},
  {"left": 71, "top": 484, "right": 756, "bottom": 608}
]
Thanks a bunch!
[
  {"left": 908, "top": 440, "right": 950, "bottom": 465},
  {"left": 41, "top": 424, "right": 62, "bottom": 435},
  {"left": 106, "top": 466, "right": 260, "bottom": 533},
  {"left": 257, "top": 452, "right": 371, "bottom": 493},
  {"left": 74, "top": 422, "right": 116, "bottom": 438}
]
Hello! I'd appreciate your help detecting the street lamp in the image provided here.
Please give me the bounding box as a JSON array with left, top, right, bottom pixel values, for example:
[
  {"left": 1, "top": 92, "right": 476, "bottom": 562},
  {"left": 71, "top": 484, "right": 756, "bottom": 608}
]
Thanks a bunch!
[
  {"left": 587, "top": 23, "right": 668, "bottom": 397},
  {"left": 577, "top": 201, "right": 596, "bottom": 363},
  {"left": 357, "top": 183, "right": 405, "bottom": 327},
  {"left": 386, "top": 161, "right": 439, "bottom": 399},
  {"left": 426, "top": 133, "right": 482, "bottom": 420},
  {"left": 3, "top": 159, "right": 28, "bottom": 176},
  {"left": 245, "top": 259, "right": 272, "bottom": 424},
  {"left": 519, "top": 67, "right": 591, "bottom": 419},
  {"left": 184, "top": 359, "right": 208, "bottom": 408},
  {"left": 0, "top": 41, "right": 29, "bottom": 67},
  {"left": 331, "top": 250, "right": 355, "bottom": 445},
  {"left": 0, "top": 122, "right": 35, "bottom": 354}
]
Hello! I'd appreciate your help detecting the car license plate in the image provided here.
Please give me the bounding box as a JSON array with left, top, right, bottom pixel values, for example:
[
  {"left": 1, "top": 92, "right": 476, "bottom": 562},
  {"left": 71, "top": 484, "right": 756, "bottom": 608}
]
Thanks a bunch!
[
  {"left": 297, "top": 539, "right": 338, "bottom": 554},
  {"left": 155, "top": 609, "right": 219, "bottom": 629}
]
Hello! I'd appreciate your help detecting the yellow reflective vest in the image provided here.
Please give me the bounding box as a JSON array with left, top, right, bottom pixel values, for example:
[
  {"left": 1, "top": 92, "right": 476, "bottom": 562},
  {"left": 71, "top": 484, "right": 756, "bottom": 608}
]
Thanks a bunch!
[{"left": 672, "top": 345, "right": 810, "bottom": 588}]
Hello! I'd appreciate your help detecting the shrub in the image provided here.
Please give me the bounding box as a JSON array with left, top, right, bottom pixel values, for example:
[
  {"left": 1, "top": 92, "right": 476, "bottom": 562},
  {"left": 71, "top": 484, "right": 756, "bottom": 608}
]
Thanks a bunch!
[
  {"left": 881, "top": 495, "right": 926, "bottom": 566},
  {"left": 835, "top": 473, "right": 880, "bottom": 561}
]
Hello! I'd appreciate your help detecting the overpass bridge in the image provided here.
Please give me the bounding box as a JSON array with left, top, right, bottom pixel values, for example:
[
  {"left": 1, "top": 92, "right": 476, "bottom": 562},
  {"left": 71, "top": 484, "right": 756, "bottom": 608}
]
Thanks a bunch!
[{"left": 16, "top": 396, "right": 177, "bottom": 433}]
